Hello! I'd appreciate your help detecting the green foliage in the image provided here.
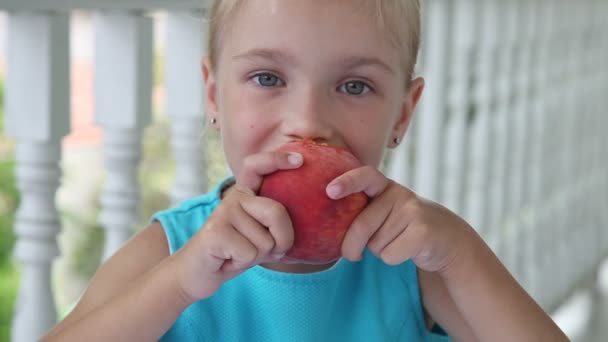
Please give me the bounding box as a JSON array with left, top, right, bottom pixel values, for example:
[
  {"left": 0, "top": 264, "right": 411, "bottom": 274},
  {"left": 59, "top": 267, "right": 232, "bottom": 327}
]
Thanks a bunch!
[
  {"left": 0, "top": 74, "right": 19, "bottom": 342},
  {"left": 0, "top": 160, "right": 17, "bottom": 262},
  {"left": 62, "top": 209, "right": 105, "bottom": 281},
  {"left": 139, "top": 120, "right": 172, "bottom": 225},
  {"left": 0, "top": 74, "right": 18, "bottom": 263},
  {"left": 0, "top": 261, "right": 19, "bottom": 342}
]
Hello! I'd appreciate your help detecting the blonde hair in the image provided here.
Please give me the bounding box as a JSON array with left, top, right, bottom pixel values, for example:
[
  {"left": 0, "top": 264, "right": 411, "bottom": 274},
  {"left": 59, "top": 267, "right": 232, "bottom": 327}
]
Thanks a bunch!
[{"left": 207, "top": 0, "right": 421, "bottom": 81}]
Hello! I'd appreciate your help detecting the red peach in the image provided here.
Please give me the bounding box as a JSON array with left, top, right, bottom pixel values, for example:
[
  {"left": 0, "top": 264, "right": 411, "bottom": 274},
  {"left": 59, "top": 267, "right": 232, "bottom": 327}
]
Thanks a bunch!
[{"left": 259, "top": 139, "right": 369, "bottom": 263}]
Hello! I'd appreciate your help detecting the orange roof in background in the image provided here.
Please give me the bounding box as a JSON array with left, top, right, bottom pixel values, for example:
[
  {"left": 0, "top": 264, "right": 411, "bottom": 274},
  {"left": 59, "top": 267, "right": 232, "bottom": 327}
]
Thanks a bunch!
[{"left": 63, "top": 61, "right": 102, "bottom": 148}]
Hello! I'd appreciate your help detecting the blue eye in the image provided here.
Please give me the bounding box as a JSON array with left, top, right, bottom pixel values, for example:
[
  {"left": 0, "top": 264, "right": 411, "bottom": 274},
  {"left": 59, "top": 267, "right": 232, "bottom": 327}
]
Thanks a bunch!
[
  {"left": 339, "top": 81, "right": 372, "bottom": 95},
  {"left": 252, "top": 73, "right": 284, "bottom": 87}
]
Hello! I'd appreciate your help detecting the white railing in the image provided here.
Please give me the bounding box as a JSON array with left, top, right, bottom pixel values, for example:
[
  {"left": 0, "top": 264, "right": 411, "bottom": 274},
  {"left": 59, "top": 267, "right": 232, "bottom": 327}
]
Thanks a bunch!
[{"left": 1, "top": 0, "right": 607, "bottom": 341}]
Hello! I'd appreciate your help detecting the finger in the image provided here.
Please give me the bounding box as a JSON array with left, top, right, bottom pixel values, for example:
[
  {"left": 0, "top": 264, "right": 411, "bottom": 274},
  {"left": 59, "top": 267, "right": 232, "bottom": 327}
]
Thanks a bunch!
[
  {"left": 202, "top": 224, "right": 259, "bottom": 272},
  {"left": 379, "top": 221, "right": 424, "bottom": 266},
  {"left": 366, "top": 205, "right": 411, "bottom": 257},
  {"left": 237, "top": 151, "right": 304, "bottom": 194},
  {"left": 340, "top": 195, "right": 394, "bottom": 261},
  {"left": 326, "top": 166, "right": 389, "bottom": 200},
  {"left": 239, "top": 196, "right": 295, "bottom": 256},
  {"left": 230, "top": 203, "right": 281, "bottom": 262}
]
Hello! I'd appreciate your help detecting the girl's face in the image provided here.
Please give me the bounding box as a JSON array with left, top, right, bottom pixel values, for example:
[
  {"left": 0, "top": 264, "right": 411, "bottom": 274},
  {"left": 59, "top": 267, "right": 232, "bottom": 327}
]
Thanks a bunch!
[{"left": 204, "top": 0, "right": 424, "bottom": 177}]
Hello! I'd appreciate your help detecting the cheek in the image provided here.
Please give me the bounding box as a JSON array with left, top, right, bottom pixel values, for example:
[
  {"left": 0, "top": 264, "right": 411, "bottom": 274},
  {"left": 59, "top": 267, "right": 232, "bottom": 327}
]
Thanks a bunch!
[
  {"left": 356, "top": 142, "right": 387, "bottom": 168},
  {"left": 220, "top": 86, "right": 256, "bottom": 131},
  {"left": 346, "top": 112, "right": 396, "bottom": 167},
  {"left": 218, "top": 94, "right": 269, "bottom": 176},
  {"left": 346, "top": 128, "right": 389, "bottom": 167}
]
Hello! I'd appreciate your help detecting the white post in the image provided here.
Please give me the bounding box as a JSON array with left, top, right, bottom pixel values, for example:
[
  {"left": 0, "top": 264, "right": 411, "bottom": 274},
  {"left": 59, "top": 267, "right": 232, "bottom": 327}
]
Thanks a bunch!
[
  {"left": 535, "top": 0, "right": 559, "bottom": 308},
  {"left": 94, "top": 11, "right": 153, "bottom": 260},
  {"left": 562, "top": 0, "right": 586, "bottom": 291},
  {"left": 441, "top": 0, "right": 476, "bottom": 217},
  {"left": 5, "top": 11, "right": 70, "bottom": 342},
  {"left": 466, "top": 0, "right": 498, "bottom": 238},
  {"left": 502, "top": 0, "right": 529, "bottom": 283},
  {"left": 165, "top": 11, "right": 207, "bottom": 204},
  {"left": 541, "top": 0, "right": 563, "bottom": 307},
  {"left": 488, "top": 0, "right": 518, "bottom": 265},
  {"left": 414, "top": 0, "right": 453, "bottom": 201},
  {"left": 553, "top": 0, "right": 573, "bottom": 304},
  {"left": 523, "top": 0, "right": 547, "bottom": 302},
  {"left": 580, "top": 0, "right": 599, "bottom": 273},
  {"left": 596, "top": 0, "right": 608, "bottom": 258}
]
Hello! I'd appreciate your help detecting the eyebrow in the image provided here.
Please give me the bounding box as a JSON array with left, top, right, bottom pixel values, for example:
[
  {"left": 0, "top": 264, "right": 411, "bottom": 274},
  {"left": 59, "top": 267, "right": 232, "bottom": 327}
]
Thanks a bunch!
[
  {"left": 339, "top": 56, "right": 395, "bottom": 75},
  {"left": 232, "top": 48, "right": 395, "bottom": 75},
  {"left": 232, "top": 48, "right": 298, "bottom": 66}
]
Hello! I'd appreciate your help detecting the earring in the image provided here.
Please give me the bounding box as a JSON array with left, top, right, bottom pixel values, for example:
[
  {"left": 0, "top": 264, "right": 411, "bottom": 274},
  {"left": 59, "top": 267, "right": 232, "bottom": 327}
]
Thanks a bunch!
[
  {"left": 211, "top": 117, "right": 217, "bottom": 125},
  {"left": 393, "top": 137, "right": 401, "bottom": 145}
]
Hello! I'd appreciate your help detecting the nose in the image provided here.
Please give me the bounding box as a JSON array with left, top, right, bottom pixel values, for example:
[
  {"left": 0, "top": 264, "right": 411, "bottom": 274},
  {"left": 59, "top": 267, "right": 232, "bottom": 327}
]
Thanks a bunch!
[{"left": 280, "top": 86, "right": 333, "bottom": 143}]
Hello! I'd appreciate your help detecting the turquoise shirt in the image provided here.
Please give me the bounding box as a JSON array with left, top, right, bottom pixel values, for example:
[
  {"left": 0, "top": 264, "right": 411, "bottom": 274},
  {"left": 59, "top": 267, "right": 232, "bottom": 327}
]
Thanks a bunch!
[{"left": 152, "top": 177, "right": 452, "bottom": 342}]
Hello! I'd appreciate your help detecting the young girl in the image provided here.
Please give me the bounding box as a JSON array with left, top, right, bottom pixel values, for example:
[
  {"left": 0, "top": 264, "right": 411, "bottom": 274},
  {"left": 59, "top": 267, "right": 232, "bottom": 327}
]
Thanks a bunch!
[{"left": 43, "top": 0, "right": 568, "bottom": 341}]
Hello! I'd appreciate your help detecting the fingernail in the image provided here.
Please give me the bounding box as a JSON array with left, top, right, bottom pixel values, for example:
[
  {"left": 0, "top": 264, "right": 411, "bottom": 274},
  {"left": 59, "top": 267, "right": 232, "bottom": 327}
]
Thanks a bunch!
[
  {"left": 272, "top": 252, "right": 286, "bottom": 260},
  {"left": 288, "top": 153, "right": 303, "bottom": 166},
  {"left": 327, "top": 184, "right": 342, "bottom": 199}
]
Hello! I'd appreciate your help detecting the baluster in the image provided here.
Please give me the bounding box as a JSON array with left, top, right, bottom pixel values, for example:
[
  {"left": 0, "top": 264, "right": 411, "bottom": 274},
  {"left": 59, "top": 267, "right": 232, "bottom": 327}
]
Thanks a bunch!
[
  {"left": 587, "top": 0, "right": 603, "bottom": 276},
  {"left": 505, "top": 0, "right": 532, "bottom": 285},
  {"left": 598, "top": 0, "right": 608, "bottom": 254},
  {"left": 94, "top": 11, "right": 153, "bottom": 260},
  {"left": 488, "top": 1, "right": 518, "bottom": 266},
  {"left": 567, "top": 0, "right": 588, "bottom": 282},
  {"left": 5, "top": 11, "right": 70, "bottom": 341},
  {"left": 529, "top": 0, "right": 556, "bottom": 308},
  {"left": 522, "top": 0, "right": 545, "bottom": 302},
  {"left": 568, "top": 0, "right": 583, "bottom": 274},
  {"left": 552, "top": 0, "right": 566, "bottom": 298},
  {"left": 592, "top": 0, "right": 604, "bottom": 269},
  {"left": 544, "top": 0, "right": 564, "bottom": 306},
  {"left": 466, "top": 0, "right": 498, "bottom": 239},
  {"left": 567, "top": 0, "right": 584, "bottom": 295},
  {"left": 441, "top": 0, "right": 476, "bottom": 217},
  {"left": 414, "top": 0, "right": 453, "bottom": 201},
  {"left": 589, "top": 0, "right": 604, "bottom": 266},
  {"left": 594, "top": 0, "right": 607, "bottom": 257},
  {"left": 537, "top": 3, "right": 553, "bottom": 305},
  {"left": 555, "top": 0, "right": 575, "bottom": 302},
  {"left": 166, "top": 10, "right": 207, "bottom": 204}
]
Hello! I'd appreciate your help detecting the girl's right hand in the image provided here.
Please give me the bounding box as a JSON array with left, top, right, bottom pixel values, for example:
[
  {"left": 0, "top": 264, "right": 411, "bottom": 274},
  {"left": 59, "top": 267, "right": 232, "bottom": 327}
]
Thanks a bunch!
[{"left": 170, "top": 150, "right": 304, "bottom": 303}]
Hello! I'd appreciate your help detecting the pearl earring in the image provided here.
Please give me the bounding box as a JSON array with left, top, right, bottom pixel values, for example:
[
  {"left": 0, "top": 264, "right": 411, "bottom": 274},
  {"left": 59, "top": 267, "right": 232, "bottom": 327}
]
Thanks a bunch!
[
  {"left": 211, "top": 117, "right": 217, "bottom": 124},
  {"left": 394, "top": 137, "right": 401, "bottom": 145}
]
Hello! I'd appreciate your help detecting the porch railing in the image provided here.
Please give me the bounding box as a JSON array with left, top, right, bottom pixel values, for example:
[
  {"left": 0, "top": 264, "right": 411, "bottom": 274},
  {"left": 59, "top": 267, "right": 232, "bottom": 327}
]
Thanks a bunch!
[{"left": 1, "top": 0, "right": 607, "bottom": 341}]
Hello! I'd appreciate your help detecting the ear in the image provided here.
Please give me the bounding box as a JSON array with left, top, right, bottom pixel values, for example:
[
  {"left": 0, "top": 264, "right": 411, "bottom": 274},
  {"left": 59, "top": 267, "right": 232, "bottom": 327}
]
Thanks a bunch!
[
  {"left": 389, "top": 77, "right": 425, "bottom": 148},
  {"left": 202, "top": 57, "right": 220, "bottom": 130}
]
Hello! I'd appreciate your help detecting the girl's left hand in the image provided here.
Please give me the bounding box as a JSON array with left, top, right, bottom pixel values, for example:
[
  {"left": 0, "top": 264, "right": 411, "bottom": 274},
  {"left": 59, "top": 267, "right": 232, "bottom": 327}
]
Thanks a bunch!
[{"left": 326, "top": 165, "right": 477, "bottom": 275}]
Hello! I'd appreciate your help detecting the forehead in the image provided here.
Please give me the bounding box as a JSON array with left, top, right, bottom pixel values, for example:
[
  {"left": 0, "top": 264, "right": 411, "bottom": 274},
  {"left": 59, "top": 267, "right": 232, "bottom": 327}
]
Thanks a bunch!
[{"left": 221, "top": 0, "right": 400, "bottom": 69}]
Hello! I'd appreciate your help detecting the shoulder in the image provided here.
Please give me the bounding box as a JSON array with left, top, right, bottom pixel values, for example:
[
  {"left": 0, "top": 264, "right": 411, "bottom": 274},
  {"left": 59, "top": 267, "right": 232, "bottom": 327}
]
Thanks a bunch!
[{"left": 152, "top": 176, "right": 235, "bottom": 254}]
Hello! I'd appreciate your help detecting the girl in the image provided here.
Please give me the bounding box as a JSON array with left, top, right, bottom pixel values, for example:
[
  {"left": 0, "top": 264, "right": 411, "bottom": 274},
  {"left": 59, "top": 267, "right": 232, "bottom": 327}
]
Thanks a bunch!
[{"left": 43, "top": 0, "right": 568, "bottom": 341}]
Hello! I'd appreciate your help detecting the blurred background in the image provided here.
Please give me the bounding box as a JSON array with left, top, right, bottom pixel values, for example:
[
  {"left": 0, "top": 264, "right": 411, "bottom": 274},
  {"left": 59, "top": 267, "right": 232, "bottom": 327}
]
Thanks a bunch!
[{"left": 0, "top": 1, "right": 607, "bottom": 341}]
